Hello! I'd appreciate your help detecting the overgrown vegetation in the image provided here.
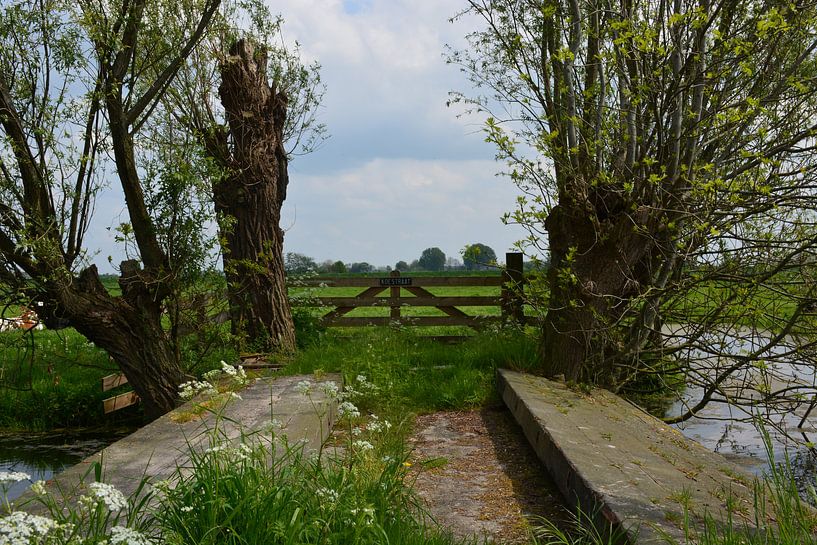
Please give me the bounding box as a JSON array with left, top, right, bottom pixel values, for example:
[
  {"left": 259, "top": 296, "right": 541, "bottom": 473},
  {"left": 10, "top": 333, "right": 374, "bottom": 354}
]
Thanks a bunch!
[
  {"left": 285, "top": 327, "right": 539, "bottom": 415},
  {"left": 452, "top": 0, "right": 817, "bottom": 436},
  {"left": 0, "top": 369, "right": 481, "bottom": 544},
  {"left": 0, "top": 324, "right": 235, "bottom": 431}
]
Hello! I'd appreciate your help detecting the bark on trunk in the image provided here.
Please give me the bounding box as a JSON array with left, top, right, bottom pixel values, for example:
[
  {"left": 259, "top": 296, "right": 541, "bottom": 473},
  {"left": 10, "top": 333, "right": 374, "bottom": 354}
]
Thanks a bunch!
[
  {"left": 47, "top": 263, "right": 184, "bottom": 420},
  {"left": 541, "top": 199, "right": 662, "bottom": 386},
  {"left": 211, "top": 39, "right": 296, "bottom": 352}
]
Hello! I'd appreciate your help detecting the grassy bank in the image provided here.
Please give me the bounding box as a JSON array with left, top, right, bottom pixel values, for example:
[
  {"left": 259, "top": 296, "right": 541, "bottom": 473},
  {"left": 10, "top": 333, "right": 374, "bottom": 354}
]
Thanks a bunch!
[
  {"left": 285, "top": 326, "right": 539, "bottom": 415},
  {"left": 0, "top": 359, "right": 505, "bottom": 544},
  {"left": 0, "top": 325, "right": 235, "bottom": 431},
  {"left": 0, "top": 329, "right": 122, "bottom": 430}
]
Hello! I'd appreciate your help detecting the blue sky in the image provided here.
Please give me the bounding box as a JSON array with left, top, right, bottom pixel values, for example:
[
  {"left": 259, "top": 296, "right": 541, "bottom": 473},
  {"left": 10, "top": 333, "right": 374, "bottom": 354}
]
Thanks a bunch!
[{"left": 90, "top": 0, "right": 528, "bottom": 271}]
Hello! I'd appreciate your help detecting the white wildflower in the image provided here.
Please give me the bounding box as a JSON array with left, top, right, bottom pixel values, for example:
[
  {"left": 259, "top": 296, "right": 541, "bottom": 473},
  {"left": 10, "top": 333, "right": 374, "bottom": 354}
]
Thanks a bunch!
[
  {"left": 337, "top": 401, "right": 360, "bottom": 419},
  {"left": 220, "top": 360, "right": 236, "bottom": 376},
  {"left": 88, "top": 482, "right": 128, "bottom": 512},
  {"left": 234, "top": 366, "right": 248, "bottom": 385},
  {"left": 344, "top": 385, "right": 361, "bottom": 398},
  {"left": 352, "top": 427, "right": 362, "bottom": 436},
  {"left": 0, "top": 512, "right": 58, "bottom": 543},
  {"left": 349, "top": 507, "right": 376, "bottom": 526},
  {"left": 316, "top": 487, "right": 339, "bottom": 503},
  {"left": 367, "top": 415, "right": 392, "bottom": 433},
  {"left": 178, "top": 380, "right": 217, "bottom": 400},
  {"left": 152, "top": 480, "right": 171, "bottom": 494},
  {"left": 179, "top": 505, "right": 194, "bottom": 513},
  {"left": 355, "top": 375, "right": 379, "bottom": 392},
  {"left": 353, "top": 440, "right": 374, "bottom": 452},
  {"left": 295, "top": 380, "right": 313, "bottom": 396},
  {"left": 30, "top": 480, "right": 47, "bottom": 497},
  {"left": 110, "top": 525, "right": 153, "bottom": 545},
  {"left": 234, "top": 443, "right": 252, "bottom": 461},
  {"left": 320, "top": 381, "right": 340, "bottom": 400},
  {"left": 0, "top": 471, "right": 30, "bottom": 484},
  {"left": 222, "top": 361, "right": 248, "bottom": 386},
  {"left": 265, "top": 418, "right": 284, "bottom": 434},
  {"left": 202, "top": 368, "right": 221, "bottom": 381}
]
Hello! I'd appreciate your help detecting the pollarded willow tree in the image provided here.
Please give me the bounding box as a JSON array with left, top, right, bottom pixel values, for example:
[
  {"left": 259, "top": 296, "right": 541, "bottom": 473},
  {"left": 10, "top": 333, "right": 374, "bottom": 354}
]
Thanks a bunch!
[
  {"left": 452, "top": 0, "right": 817, "bottom": 426},
  {"left": 164, "top": 9, "right": 326, "bottom": 353},
  {"left": 0, "top": 0, "right": 221, "bottom": 418}
]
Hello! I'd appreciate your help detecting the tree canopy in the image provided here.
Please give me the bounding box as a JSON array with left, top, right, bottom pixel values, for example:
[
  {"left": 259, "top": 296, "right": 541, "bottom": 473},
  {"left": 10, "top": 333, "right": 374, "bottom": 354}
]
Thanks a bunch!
[
  {"left": 0, "top": 0, "right": 222, "bottom": 417},
  {"left": 463, "top": 243, "right": 497, "bottom": 270},
  {"left": 418, "top": 247, "right": 446, "bottom": 271},
  {"left": 285, "top": 252, "right": 318, "bottom": 274},
  {"left": 453, "top": 0, "right": 817, "bottom": 426}
]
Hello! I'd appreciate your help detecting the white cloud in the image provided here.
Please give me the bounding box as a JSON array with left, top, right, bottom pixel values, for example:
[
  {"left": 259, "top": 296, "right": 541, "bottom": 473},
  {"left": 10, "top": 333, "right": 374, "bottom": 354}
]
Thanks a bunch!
[
  {"left": 283, "top": 158, "right": 527, "bottom": 265},
  {"left": 83, "top": 1, "right": 537, "bottom": 273}
]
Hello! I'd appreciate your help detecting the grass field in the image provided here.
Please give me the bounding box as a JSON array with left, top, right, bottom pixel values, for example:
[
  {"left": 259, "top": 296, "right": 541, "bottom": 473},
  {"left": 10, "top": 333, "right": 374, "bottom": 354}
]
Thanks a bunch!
[
  {"left": 2, "top": 272, "right": 816, "bottom": 543},
  {"left": 0, "top": 328, "right": 123, "bottom": 429}
]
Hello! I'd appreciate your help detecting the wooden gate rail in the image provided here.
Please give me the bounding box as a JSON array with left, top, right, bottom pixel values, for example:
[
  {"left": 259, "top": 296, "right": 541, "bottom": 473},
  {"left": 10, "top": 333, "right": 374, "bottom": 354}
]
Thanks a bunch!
[{"left": 291, "top": 252, "right": 526, "bottom": 333}]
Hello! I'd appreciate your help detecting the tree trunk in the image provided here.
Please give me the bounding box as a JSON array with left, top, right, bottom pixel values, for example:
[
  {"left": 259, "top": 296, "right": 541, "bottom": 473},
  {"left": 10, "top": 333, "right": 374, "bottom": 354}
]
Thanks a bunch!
[
  {"left": 211, "top": 39, "right": 296, "bottom": 352},
  {"left": 541, "top": 199, "right": 662, "bottom": 386},
  {"left": 47, "top": 263, "right": 184, "bottom": 420}
]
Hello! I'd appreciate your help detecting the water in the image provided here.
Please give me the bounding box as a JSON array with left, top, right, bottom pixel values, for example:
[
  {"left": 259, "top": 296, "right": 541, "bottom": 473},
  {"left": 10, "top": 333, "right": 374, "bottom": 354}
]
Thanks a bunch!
[
  {"left": 664, "top": 324, "right": 817, "bottom": 497},
  {"left": 0, "top": 430, "right": 131, "bottom": 503}
]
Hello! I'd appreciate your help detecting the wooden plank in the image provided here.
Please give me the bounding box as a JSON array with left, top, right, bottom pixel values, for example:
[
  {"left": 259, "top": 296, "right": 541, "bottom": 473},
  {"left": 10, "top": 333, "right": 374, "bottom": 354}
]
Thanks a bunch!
[
  {"left": 502, "top": 252, "right": 525, "bottom": 323},
  {"left": 390, "top": 276, "right": 401, "bottom": 321},
  {"left": 309, "top": 296, "right": 501, "bottom": 307},
  {"left": 294, "top": 276, "right": 504, "bottom": 288},
  {"left": 103, "top": 391, "right": 139, "bottom": 414},
  {"left": 323, "top": 316, "right": 502, "bottom": 327},
  {"left": 320, "top": 286, "right": 386, "bottom": 321},
  {"left": 406, "top": 286, "right": 470, "bottom": 319},
  {"left": 421, "top": 336, "right": 470, "bottom": 344},
  {"left": 101, "top": 373, "right": 128, "bottom": 392}
]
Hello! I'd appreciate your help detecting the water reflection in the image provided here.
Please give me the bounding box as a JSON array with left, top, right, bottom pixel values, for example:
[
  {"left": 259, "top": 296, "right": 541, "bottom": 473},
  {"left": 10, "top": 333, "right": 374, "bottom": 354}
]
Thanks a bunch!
[
  {"left": 664, "top": 324, "right": 817, "bottom": 498},
  {"left": 0, "top": 430, "right": 131, "bottom": 503}
]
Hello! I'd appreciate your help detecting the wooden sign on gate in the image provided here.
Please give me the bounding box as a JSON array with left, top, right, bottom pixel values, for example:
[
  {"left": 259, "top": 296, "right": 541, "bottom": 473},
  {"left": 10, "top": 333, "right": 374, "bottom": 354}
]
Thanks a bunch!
[{"left": 379, "top": 277, "right": 412, "bottom": 286}]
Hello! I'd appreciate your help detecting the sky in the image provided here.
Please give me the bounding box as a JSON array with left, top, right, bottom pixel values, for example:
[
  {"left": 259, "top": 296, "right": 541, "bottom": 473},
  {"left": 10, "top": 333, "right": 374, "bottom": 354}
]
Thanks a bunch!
[{"left": 90, "top": 0, "right": 530, "bottom": 272}]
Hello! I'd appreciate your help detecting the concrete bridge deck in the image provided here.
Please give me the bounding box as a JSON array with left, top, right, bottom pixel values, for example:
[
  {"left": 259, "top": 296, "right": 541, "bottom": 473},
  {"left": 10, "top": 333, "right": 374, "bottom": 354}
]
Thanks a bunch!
[
  {"left": 499, "top": 369, "right": 769, "bottom": 544},
  {"left": 14, "top": 374, "right": 339, "bottom": 510}
]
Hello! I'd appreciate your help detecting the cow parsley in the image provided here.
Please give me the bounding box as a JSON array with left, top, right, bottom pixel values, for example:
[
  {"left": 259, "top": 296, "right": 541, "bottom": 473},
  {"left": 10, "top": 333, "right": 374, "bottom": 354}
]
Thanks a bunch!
[
  {"left": 0, "top": 472, "right": 30, "bottom": 484},
  {"left": 88, "top": 482, "right": 128, "bottom": 512},
  {"left": 0, "top": 512, "right": 58, "bottom": 544},
  {"left": 110, "top": 525, "right": 154, "bottom": 545}
]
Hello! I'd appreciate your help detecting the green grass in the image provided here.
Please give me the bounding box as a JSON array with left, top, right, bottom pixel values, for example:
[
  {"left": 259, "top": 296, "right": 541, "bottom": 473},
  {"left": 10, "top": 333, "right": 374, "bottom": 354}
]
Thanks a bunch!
[
  {"left": 0, "top": 324, "right": 234, "bottom": 431},
  {"left": 0, "top": 328, "right": 123, "bottom": 430},
  {"left": 4, "top": 368, "right": 484, "bottom": 545},
  {"left": 154, "top": 429, "right": 469, "bottom": 545},
  {"left": 283, "top": 327, "right": 540, "bottom": 416}
]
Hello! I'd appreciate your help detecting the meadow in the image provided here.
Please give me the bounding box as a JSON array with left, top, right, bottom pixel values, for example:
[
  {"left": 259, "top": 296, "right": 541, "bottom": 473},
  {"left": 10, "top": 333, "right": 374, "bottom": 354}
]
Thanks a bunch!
[{"left": 2, "top": 272, "right": 816, "bottom": 544}]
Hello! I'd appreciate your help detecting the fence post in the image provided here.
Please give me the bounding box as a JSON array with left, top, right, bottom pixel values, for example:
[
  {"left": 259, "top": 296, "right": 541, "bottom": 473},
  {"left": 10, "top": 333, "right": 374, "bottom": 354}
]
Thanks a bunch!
[
  {"left": 390, "top": 269, "right": 401, "bottom": 324},
  {"left": 501, "top": 252, "right": 524, "bottom": 324}
]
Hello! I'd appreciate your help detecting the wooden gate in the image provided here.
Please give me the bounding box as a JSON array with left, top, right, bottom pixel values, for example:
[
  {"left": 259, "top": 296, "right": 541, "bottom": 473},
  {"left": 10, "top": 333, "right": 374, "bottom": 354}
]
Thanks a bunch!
[{"left": 293, "top": 253, "right": 525, "bottom": 333}]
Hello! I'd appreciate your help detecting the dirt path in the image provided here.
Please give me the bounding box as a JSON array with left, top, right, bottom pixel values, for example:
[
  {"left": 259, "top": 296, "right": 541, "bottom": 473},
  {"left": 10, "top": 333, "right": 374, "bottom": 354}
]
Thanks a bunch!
[{"left": 407, "top": 406, "right": 571, "bottom": 544}]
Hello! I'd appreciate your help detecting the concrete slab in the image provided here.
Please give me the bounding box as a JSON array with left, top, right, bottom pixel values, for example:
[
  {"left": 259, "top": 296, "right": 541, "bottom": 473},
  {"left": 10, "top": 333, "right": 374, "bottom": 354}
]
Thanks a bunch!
[
  {"left": 15, "top": 374, "right": 339, "bottom": 511},
  {"left": 498, "top": 369, "right": 767, "bottom": 544}
]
